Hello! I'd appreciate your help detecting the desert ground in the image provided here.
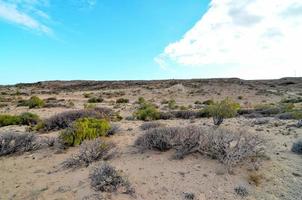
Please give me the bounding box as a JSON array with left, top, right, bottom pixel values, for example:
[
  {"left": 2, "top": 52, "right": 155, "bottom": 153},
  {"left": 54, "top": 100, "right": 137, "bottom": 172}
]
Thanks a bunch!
[{"left": 0, "top": 78, "right": 302, "bottom": 200}]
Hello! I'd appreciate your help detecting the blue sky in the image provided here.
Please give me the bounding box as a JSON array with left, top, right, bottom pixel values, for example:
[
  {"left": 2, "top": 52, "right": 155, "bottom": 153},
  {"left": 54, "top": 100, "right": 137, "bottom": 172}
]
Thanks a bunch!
[
  {"left": 0, "top": 0, "right": 209, "bottom": 84},
  {"left": 0, "top": 0, "right": 301, "bottom": 84}
]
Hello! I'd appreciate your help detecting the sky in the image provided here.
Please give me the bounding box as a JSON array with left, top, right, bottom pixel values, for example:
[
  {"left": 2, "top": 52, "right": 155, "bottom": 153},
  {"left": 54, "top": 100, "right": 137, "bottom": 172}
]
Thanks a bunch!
[{"left": 0, "top": 0, "right": 301, "bottom": 84}]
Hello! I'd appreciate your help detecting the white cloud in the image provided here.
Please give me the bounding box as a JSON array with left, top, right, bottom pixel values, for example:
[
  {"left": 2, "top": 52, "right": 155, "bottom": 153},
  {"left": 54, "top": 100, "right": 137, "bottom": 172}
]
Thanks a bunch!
[
  {"left": 156, "top": 0, "right": 302, "bottom": 79},
  {"left": 0, "top": 0, "right": 52, "bottom": 34}
]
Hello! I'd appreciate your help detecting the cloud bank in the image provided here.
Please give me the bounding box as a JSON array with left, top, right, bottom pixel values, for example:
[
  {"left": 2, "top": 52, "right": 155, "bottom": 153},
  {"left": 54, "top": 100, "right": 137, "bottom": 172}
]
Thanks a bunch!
[{"left": 156, "top": 0, "right": 302, "bottom": 79}]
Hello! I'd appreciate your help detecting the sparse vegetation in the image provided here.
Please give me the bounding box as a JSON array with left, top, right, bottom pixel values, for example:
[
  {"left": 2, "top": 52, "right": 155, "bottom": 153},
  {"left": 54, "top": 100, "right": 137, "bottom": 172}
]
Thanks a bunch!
[
  {"left": 62, "top": 139, "right": 115, "bottom": 168},
  {"left": 134, "top": 99, "right": 160, "bottom": 121},
  {"left": 88, "top": 97, "right": 103, "bottom": 103},
  {"left": 59, "top": 117, "right": 111, "bottom": 146},
  {"left": 116, "top": 98, "right": 129, "bottom": 104},
  {"left": 39, "top": 108, "right": 114, "bottom": 131},
  {"left": 89, "top": 162, "right": 133, "bottom": 194},
  {"left": 140, "top": 121, "right": 163, "bottom": 130}
]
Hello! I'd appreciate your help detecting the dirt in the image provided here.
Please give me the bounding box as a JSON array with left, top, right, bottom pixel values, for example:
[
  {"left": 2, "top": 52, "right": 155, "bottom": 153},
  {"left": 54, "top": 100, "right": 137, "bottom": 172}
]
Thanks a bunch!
[{"left": 0, "top": 78, "right": 302, "bottom": 200}]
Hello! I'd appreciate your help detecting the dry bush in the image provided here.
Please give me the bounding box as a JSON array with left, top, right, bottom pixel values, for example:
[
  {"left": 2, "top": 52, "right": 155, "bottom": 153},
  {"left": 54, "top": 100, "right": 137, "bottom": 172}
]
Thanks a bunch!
[
  {"left": 140, "top": 121, "right": 163, "bottom": 130},
  {"left": 62, "top": 139, "right": 115, "bottom": 168},
  {"left": 40, "top": 107, "right": 114, "bottom": 131},
  {"left": 0, "top": 132, "right": 40, "bottom": 156},
  {"left": 248, "top": 172, "right": 263, "bottom": 186},
  {"left": 135, "top": 126, "right": 264, "bottom": 168},
  {"left": 89, "top": 162, "right": 133, "bottom": 194},
  {"left": 234, "top": 185, "right": 248, "bottom": 197},
  {"left": 158, "top": 110, "right": 209, "bottom": 120},
  {"left": 107, "top": 124, "right": 120, "bottom": 136},
  {"left": 291, "top": 139, "right": 302, "bottom": 154}
]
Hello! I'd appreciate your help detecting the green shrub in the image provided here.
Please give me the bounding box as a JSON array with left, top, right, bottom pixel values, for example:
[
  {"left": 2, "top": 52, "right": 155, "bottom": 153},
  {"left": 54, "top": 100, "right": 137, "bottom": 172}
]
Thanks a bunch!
[
  {"left": 0, "top": 112, "right": 40, "bottom": 127},
  {"left": 83, "top": 93, "right": 93, "bottom": 98},
  {"left": 281, "top": 97, "right": 302, "bottom": 104},
  {"left": 59, "top": 118, "right": 111, "bottom": 146},
  {"left": 24, "top": 96, "right": 45, "bottom": 108},
  {"left": 0, "top": 115, "right": 21, "bottom": 127},
  {"left": 208, "top": 98, "right": 240, "bottom": 126},
  {"left": 88, "top": 97, "right": 103, "bottom": 103},
  {"left": 292, "top": 110, "right": 302, "bottom": 119},
  {"left": 19, "top": 112, "right": 40, "bottom": 125},
  {"left": 161, "top": 99, "right": 169, "bottom": 104},
  {"left": 116, "top": 98, "right": 129, "bottom": 104},
  {"left": 134, "top": 102, "right": 160, "bottom": 121},
  {"left": 168, "top": 100, "right": 178, "bottom": 110},
  {"left": 194, "top": 100, "right": 202, "bottom": 104},
  {"left": 138, "top": 97, "right": 146, "bottom": 105},
  {"left": 84, "top": 103, "right": 97, "bottom": 109}
]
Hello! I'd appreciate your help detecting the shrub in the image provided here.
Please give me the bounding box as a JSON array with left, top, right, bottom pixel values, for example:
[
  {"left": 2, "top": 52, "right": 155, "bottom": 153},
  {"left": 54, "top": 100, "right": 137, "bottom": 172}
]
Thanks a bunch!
[
  {"left": 107, "top": 124, "right": 120, "bottom": 136},
  {"left": 161, "top": 99, "right": 169, "bottom": 104},
  {"left": 0, "top": 132, "right": 39, "bottom": 156},
  {"left": 84, "top": 103, "right": 97, "bottom": 109},
  {"left": 116, "top": 98, "right": 129, "bottom": 104},
  {"left": 137, "top": 97, "right": 146, "bottom": 104},
  {"left": 19, "top": 112, "right": 40, "bottom": 126},
  {"left": 281, "top": 97, "right": 302, "bottom": 104},
  {"left": 0, "top": 113, "right": 40, "bottom": 127},
  {"left": 83, "top": 92, "right": 93, "bottom": 98},
  {"left": 135, "top": 127, "right": 173, "bottom": 151},
  {"left": 0, "top": 103, "right": 8, "bottom": 108},
  {"left": 40, "top": 108, "right": 114, "bottom": 131},
  {"left": 291, "top": 139, "right": 302, "bottom": 154},
  {"left": 168, "top": 100, "right": 178, "bottom": 110},
  {"left": 0, "top": 115, "right": 21, "bottom": 127},
  {"left": 90, "top": 163, "right": 133, "bottom": 194},
  {"left": 62, "top": 139, "right": 115, "bottom": 168},
  {"left": 134, "top": 102, "right": 160, "bottom": 121},
  {"left": 27, "top": 96, "right": 45, "bottom": 108},
  {"left": 194, "top": 100, "right": 202, "bottom": 104},
  {"left": 59, "top": 118, "right": 111, "bottom": 146},
  {"left": 88, "top": 97, "right": 103, "bottom": 103},
  {"left": 248, "top": 172, "right": 263, "bottom": 186},
  {"left": 292, "top": 110, "right": 302, "bottom": 119},
  {"left": 183, "top": 192, "right": 195, "bottom": 200},
  {"left": 140, "top": 122, "right": 163, "bottom": 130},
  {"left": 157, "top": 110, "right": 210, "bottom": 120},
  {"left": 234, "top": 185, "right": 248, "bottom": 197},
  {"left": 158, "top": 112, "right": 174, "bottom": 120},
  {"left": 135, "top": 126, "right": 264, "bottom": 168},
  {"left": 207, "top": 98, "right": 240, "bottom": 126},
  {"left": 203, "top": 99, "right": 214, "bottom": 105},
  {"left": 171, "top": 110, "right": 198, "bottom": 119}
]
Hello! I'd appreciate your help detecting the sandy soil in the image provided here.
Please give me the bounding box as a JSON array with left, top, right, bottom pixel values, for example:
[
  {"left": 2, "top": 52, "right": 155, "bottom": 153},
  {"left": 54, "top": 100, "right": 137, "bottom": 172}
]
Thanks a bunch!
[{"left": 0, "top": 79, "right": 302, "bottom": 200}]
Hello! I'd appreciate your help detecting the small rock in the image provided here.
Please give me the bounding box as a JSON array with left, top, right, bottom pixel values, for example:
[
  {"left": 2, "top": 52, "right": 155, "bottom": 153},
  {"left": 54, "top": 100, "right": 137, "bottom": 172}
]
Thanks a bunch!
[{"left": 292, "top": 172, "right": 301, "bottom": 177}]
